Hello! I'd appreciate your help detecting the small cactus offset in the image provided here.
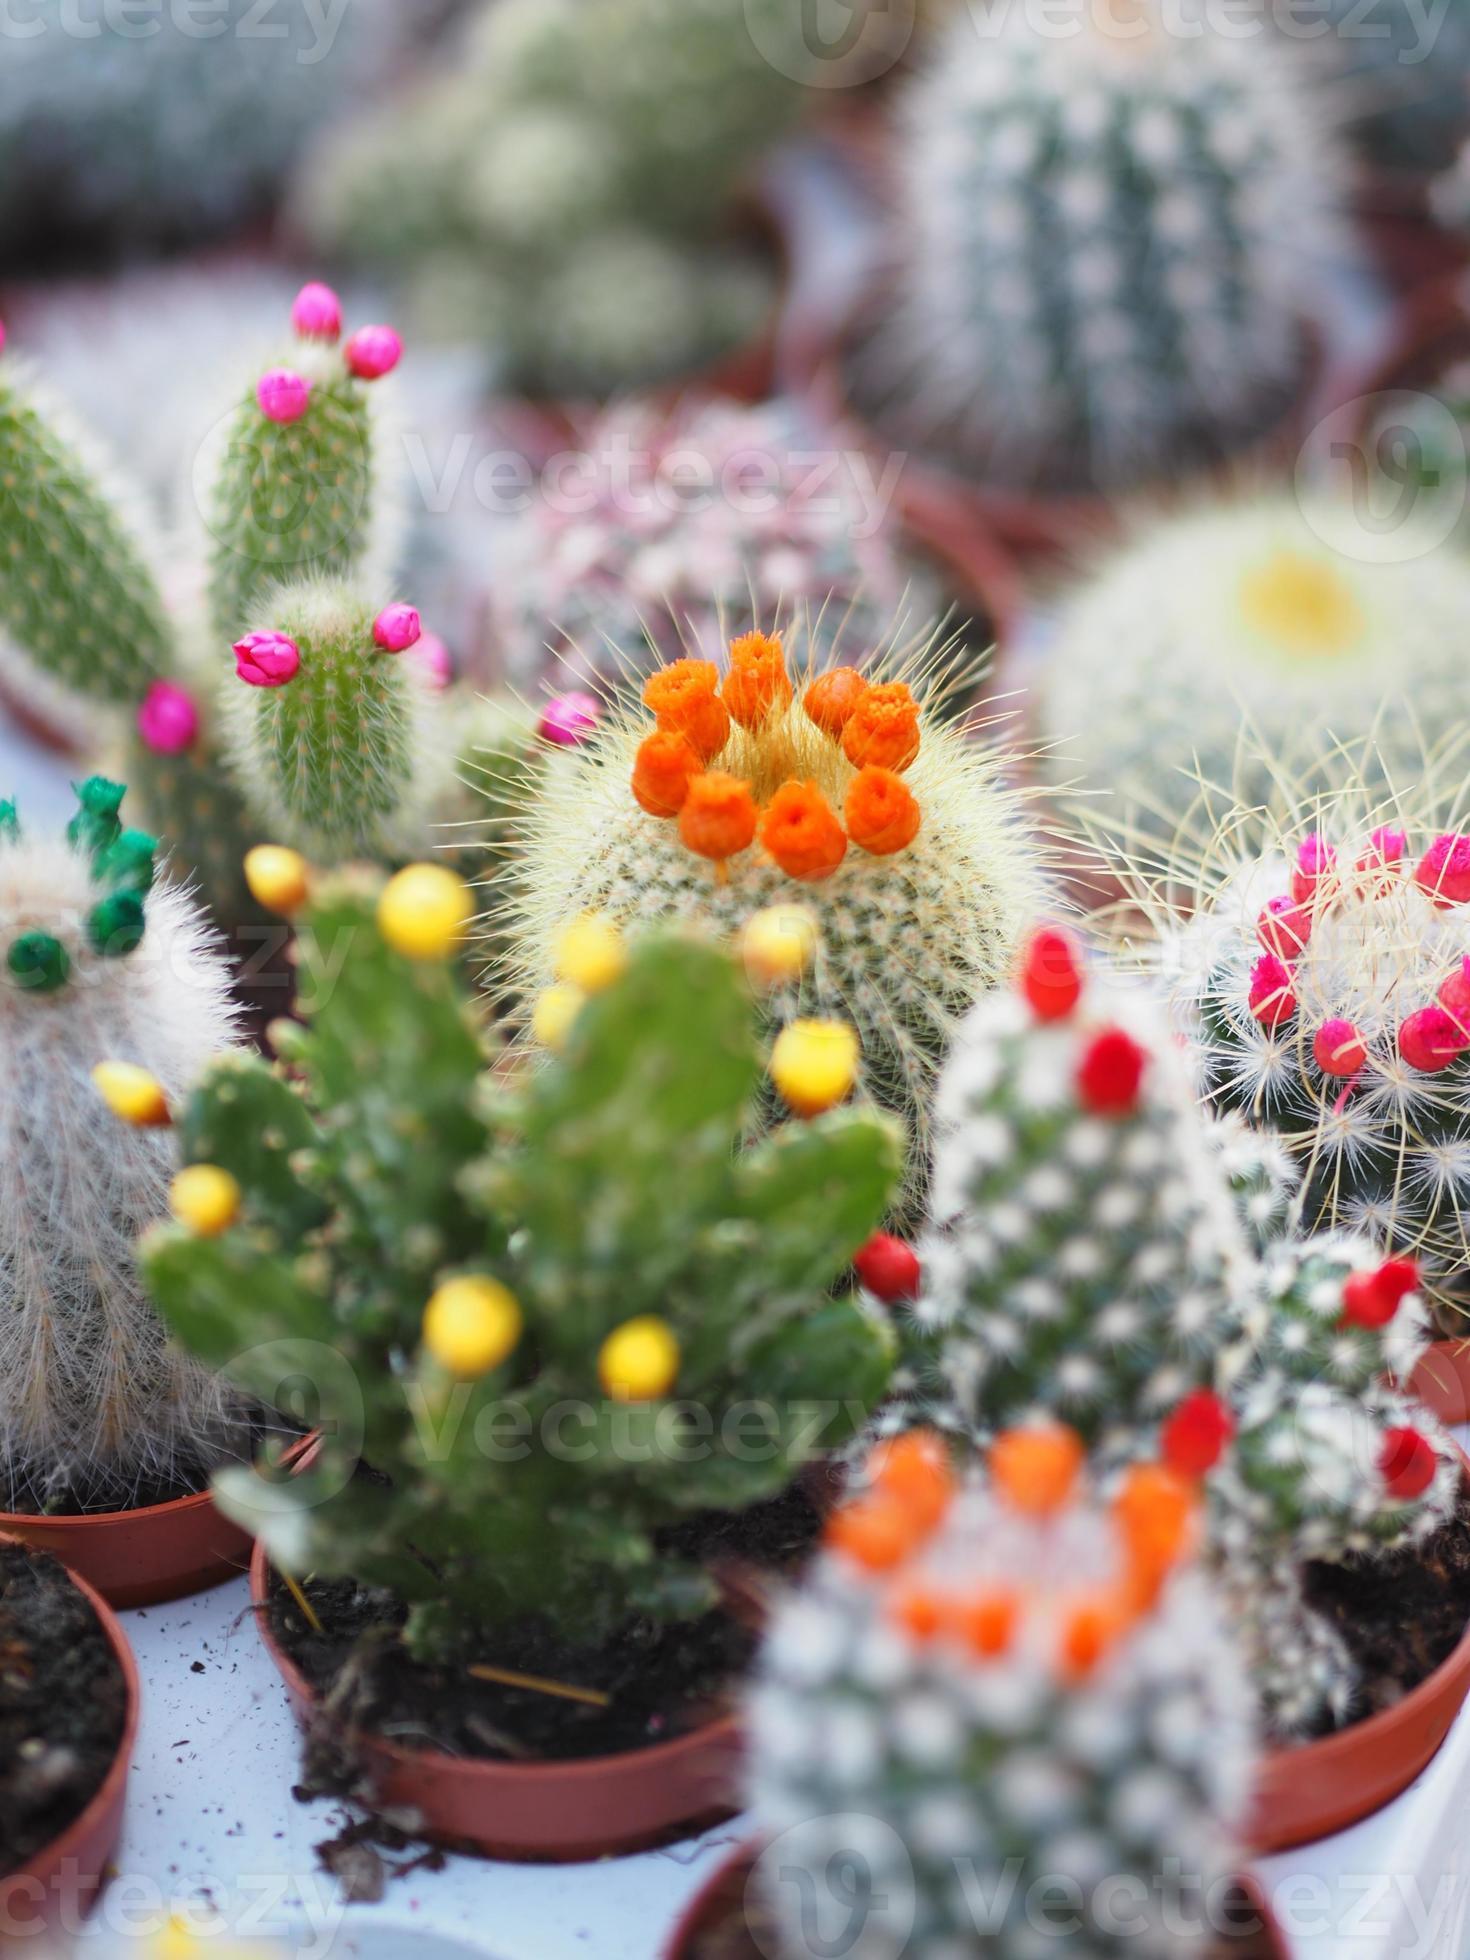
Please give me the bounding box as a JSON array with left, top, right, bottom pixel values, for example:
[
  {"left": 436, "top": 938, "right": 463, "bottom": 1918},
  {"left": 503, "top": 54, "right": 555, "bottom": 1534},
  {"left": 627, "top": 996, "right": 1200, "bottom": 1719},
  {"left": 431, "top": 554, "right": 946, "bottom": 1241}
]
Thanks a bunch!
[
  {"left": 855, "top": 10, "right": 1341, "bottom": 491},
  {"left": 499, "top": 623, "right": 1040, "bottom": 1221},
  {"left": 492, "top": 396, "right": 932, "bottom": 691},
  {"left": 907, "top": 925, "right": 1254, "bottom": 1457},
  {"left": 142, "top": 883, "right": 897, "bottom": 1656},
  {"left": 749, "top": 1429, "right": 1256, "bottom": 1960},
  {"left": 1038, "top": 496, "right": 1470, "bottom": 842},
  {"left": 0, "top": 780, "right": 247, "bottom": 1511}
]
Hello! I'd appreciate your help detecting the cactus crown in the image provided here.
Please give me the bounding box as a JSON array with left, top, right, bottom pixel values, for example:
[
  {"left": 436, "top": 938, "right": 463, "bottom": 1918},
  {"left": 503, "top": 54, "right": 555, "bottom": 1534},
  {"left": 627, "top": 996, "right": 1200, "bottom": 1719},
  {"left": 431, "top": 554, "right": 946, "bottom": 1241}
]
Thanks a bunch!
[
  {"left": 143, "top": 883, "right": 898, "bottom": 1657},
  {"left": 858, "top": 10, "right": 1341, "bottom": 490},
  {"left": 750, "top": 1428, "right": 1255, "bottom": 1960},
  {"left": 497, "top": 619, "right": 1040, "bottom": 1223}
]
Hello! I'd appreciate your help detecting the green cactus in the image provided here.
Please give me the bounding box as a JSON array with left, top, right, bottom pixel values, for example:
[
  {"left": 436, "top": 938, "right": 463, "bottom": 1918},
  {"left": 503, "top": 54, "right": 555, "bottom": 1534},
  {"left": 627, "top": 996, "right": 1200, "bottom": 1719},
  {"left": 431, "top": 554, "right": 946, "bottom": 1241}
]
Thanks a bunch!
[
  {"left": 142, "top": 889, "right": 897, "bottom": 1657},
  {"left": 852, "top": 9, "right": 1342, "bottom": 492},
  {"left": 0, "top": 780, "right": 247, "bottom": 1512}
]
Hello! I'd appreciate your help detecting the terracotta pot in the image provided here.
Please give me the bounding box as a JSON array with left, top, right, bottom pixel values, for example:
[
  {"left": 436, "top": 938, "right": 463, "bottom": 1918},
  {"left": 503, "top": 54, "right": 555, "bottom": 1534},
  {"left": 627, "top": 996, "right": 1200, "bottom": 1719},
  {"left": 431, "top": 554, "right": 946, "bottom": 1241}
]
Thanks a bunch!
[
  {"left": 663, "top": 1844, "right": 1291, "bottom": 1960},
  {"left": 0, "top": 1483, "right": 253, "bottom": 1610},
  {"left": 0, "top": 1539, "right": 140, "bottom": 1939},
  {"left": 1353, "top": 172, "right": 1470, "bottom": 299},
  {"left": 1405, "top": 1338, "right": 1470, "bottom": 1424},
  {"left": 250, "top": 1537, "right": 744, "bottom": 1863}
]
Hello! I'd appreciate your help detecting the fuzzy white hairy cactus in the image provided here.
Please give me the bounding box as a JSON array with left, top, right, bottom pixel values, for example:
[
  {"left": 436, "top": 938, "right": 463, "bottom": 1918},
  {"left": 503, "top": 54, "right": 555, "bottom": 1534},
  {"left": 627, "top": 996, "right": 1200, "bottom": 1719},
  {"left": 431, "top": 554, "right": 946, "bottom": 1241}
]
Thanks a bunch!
[
  {"left": 749, "top": 1430, "right": 1256, "bottom": 1960},
  {"left": 0, "top": 782, "right": 246, "bottom": 1511},
  {"left": 1039, "top": 497, "right": 1470, "bottom": 840},
  {"left": 492, "top": 395, "right": 929, "bottom": 691},
  {"left": 910, "top": 925, "right": 1255, "bottom": 1458},
  {"left": 855, "top": 9, "right": 1342, "bottom": 491}
]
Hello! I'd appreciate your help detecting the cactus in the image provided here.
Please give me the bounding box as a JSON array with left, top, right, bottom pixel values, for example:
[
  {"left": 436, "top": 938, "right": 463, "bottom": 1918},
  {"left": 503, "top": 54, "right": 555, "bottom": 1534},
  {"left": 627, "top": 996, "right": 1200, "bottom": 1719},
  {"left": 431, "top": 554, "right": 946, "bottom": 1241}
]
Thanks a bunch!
[
  {"left": 498, "top": 624, "right": 1040, "bottom": 1223},
  {"left": 1312, "top": 1, "right": 1470, "bottom": 174},
  {"left": 852, "top": 9, "right": 1342, "bottom": 492},
  {"left": 908, "top": 926, "right": 1256, "bottom": 1455},
  {"left": 1038, "top": 496, "right": 1470, "bottom": 842},
  {"left": 142, "top": 886, "right": 898, "bottom": 1657},
  {"left": 749, "top": 1429, "right": 1256, "bottom": 1960},
  {"left": 493, "top": 395, "right": 933, "bottom": 691},
  {"left": 0, "top": 780, "right": 247, "bottom": 1512}
]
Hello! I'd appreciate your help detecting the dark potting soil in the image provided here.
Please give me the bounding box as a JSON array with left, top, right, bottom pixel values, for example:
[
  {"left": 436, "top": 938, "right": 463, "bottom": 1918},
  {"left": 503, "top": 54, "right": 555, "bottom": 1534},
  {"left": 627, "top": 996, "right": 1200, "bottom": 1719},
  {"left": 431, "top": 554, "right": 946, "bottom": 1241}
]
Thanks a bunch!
[
  {"left": 1, "top": 1416, "right": 284, "bottom": 1518},
  {"left": 272, "top": 1477, "right": 827, "bottom": 1771},
  {"left": 1303, "top": 1476, "right": 1470, "bottom": 1730},
  {"left": 0, "top": 1543, "right": 127, "bottom": 1875}
]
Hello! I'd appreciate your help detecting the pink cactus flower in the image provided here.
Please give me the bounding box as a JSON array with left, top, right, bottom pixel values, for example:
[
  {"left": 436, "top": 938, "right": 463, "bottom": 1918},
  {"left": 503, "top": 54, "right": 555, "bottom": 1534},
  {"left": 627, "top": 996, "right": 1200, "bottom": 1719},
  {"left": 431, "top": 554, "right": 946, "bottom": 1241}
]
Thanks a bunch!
[
  {"left": 256, "top": 369, "right": 312, "bottom": 425},
  {"left": 406, "top": 632, "right": 454, "bottom": 691},
  {"left": 344, "top": 325, "right": 402, "bottom": 381},
  {"left": 136, "top": 681, "right": 199, "bottom": 755},
  {"left": 372, "top": 604, "right": 422, "bottom": 653},
  {"left": 291, "top": 282, "right": 343, "bottom": 342},
  {"left": 538, "top": 692, "right": 600, "bottom": 748},
  {"left": 233, "top": 631, "right": 301, "bottom": 688}
]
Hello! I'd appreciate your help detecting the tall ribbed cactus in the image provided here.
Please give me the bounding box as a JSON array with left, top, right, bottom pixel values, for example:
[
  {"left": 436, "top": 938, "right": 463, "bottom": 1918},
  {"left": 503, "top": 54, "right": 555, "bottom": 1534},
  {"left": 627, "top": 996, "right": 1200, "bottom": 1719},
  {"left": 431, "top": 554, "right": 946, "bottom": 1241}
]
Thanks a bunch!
[
  {"left": 0, "top": 780, "right": 247, "bottom": 1511},
  {"left": 749, "top": 1431, "right": 1256, "bottom": 1960},
  {"left": 855, "top": 9, "right": 1341, "bottom": 491}
]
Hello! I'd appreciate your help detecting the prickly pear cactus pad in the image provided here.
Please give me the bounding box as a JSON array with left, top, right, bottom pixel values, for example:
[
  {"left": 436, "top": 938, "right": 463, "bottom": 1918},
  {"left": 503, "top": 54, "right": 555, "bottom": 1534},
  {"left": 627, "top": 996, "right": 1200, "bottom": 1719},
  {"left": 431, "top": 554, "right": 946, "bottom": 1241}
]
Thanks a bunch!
[
  {"left": 0, "top": 781, "right": 246, "bottom": 1511},
  {"left": 749, "top": 1430, "right": 1256, "bottom": 1960},
  {"left": 499, "top": 625, "right": 1040, "bottom": 1222},
  {"left": 142, "top": 883, "right": 898, "bottom": 1657}
]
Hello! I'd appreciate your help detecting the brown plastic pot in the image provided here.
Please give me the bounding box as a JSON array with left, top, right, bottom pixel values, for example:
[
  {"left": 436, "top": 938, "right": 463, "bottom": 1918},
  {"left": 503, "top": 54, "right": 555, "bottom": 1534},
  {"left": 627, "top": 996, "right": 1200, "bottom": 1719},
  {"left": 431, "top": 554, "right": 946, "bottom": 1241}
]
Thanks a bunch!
[
  {"left": 1405, "top": 1339, "right": 1470, "bottom": 1424},
  {"left": 0, "top": 1483, "right": 254, "bottom": 1610},
  {"left": 250, "top": 1537, "right": 744, "bottom": 1863},
  {"left": 0, "top": 1538, "right": 140, "bottom": 1939},
  {"left": 663, "top": 1845, "right": 1290, "bottom": 1959}
]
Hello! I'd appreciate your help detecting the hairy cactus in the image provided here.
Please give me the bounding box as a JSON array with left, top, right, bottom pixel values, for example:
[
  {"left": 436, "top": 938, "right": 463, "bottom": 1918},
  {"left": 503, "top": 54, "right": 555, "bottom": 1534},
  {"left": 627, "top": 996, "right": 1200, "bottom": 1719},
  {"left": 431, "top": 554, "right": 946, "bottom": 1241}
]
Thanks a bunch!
[
  {"left": 0, "top": 780, "right": 247, "bottom": 1511},
  {"left": 492, "top": 396, "right": 930, "bottom": 691},
  {"left": 749, "top": 1430, "right": 1256, "bottom": 1960},
  {"left": 499, "top": 624, "right": 1040, "bottom": 1221},
  {"left": 852, "top": 9, "right": 1342, "bottom": 492},
  {"left": 142, "top": 886, "right": 896, "bottom": 1656},
  {"left": 909, "top": 926, "right": 1255, "bottom": 1455}
]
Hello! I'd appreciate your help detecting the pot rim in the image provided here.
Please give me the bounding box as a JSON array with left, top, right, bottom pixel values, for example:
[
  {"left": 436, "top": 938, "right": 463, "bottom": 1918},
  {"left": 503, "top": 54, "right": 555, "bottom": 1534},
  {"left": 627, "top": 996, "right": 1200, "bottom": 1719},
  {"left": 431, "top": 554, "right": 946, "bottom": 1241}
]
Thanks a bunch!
[{"left": 0, "top": 1479, "right": 224, "bottom": 1536}]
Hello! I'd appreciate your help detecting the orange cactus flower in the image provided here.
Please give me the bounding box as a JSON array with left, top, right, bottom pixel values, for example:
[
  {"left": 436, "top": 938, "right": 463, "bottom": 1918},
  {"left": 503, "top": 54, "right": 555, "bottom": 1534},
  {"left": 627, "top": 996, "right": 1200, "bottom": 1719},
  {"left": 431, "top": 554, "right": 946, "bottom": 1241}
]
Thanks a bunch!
[
  {"left": 842, "top": 680, "right": 921, "bottom": 772},
  {"left": 890, "top": 1583, "right": 945, "bottom": 1643},
  {"left": 1059, "top": 1590, "right": 1127, "bottom": 1681},
  {"left": 990, "top": 1425, "right": 1084, "bottom": 1517},
  {"left": 722, "top": 630, "right": 792, "bottom": 729},
  {"left": 957, "top": 1588, "right": 1020, "bottom": 1659},
  {"left": 804, "top": 666, "right": 869, "bottom": 738},
  {"left": 868, "top": 1431, "right": 955, "bottom": 1533},
  {"left": 825, "top": 1494, "right": 916, "bottom": 1571},
  {"left": 678, "top": 771, "right": 758, "bottom": 862},
  {"left": 845, "top": 765, "right": 921, "bottom": 856},
  {"left": 760, "top": 780, "right": 848, "bottom": 883},
  {"left": 643, "top": 658, "right": 730, "bottom": 762},
  {"left": 632, "top": 730, "right": 701, "bottom": 817},
  {"left": 1114, "top": 1464, "right": 1198, "bottom": 1607}
]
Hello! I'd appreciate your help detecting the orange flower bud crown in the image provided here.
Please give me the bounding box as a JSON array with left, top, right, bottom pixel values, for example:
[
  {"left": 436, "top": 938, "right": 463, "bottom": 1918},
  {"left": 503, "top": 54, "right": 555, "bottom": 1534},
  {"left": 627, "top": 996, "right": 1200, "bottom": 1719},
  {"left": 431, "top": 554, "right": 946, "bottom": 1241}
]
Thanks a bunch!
[
  {"left": 503, "top": 620, "right": 1042, "bottom": 1225},
  {"left": 748, "top": 1427, "right": 1256, "bottom": 1959}
]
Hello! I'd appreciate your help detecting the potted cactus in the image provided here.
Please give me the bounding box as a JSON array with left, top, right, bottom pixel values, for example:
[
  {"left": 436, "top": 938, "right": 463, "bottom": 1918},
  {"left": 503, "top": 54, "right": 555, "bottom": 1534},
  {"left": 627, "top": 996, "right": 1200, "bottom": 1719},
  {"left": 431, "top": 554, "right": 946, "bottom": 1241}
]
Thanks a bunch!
[
  {"left": 0, "top": 779, "right": 261, "bottom": 1605},
  {"left": 140, "top": 869, "right": 899, "bottom": 1860},
  {"left": 891, "top": 924, "right": 1470, "bottom": 1845},
  {"left": 0, "top": 1538, "right": 139, "bottom": 1939},
  {"left": 668, "top": 1426, "right": 1282, "bottom": 1959},
  {"left": 498, "top": 624, "right": 1040, "bottom": 1227}
]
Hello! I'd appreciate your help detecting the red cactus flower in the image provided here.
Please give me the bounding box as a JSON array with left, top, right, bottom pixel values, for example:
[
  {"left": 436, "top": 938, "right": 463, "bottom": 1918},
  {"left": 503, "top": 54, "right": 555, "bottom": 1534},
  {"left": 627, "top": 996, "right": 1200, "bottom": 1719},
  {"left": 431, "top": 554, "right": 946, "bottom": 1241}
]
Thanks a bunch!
[
  {"left": 1416, "top": 834, "right": 1470, "bottom": 906},
  {"left": 1257, "top": 896, "right": 1312, "bottom": 961},
  {"left": 1313, "top": 1017, "right": 1367, "bottom": 1078},
  {"left": 1076, "top": 1026, "right": 1148, "bottom": 1115},
  {"left": 1340, "top": 1258, "right": 1421, "bottom": 1330},
  {"left": 1379, "top": 1426, "right": 1438, "bottom": 1500},
  {"left": 1399, "top": 1005, "right": 1468, "bottom": 1073},
  {"left": 1290, "top": 833, "right": 1336, "bottom": 906},
  {"left": 853, "top": 1232, "right": 921, "bottom": 1304},
  {"left": 1020, "top": 926, "right": 1083, "bottom": 1022},
  {"left": 1248, "top": 954, "right": 1296, "bottom": 1028},
  {"left": 1160, "top": 1389, "right": 1235, "bottom": 1477}
]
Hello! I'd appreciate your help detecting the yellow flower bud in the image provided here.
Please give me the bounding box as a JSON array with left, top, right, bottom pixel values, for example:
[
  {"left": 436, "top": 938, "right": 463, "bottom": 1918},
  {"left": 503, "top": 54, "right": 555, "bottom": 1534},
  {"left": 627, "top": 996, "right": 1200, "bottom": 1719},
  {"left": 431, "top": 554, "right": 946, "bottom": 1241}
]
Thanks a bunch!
[
  {"left": 170, "top": 1165, "right": 242, "bottom": 1238},
  {"left": 740, "top": 904, "right": 817, "bottom": 988},
  {"left": 243, "top": 844, "right": 310, "bottom": 917},
  {"left": 770, "top": 1018, "right": 860, "bottom": 1117},
  {"left": 423, "top": 1275, "right": 523, "bottom": 1378},
  {"left": 377, "top": 864, "right": 474, "bottom": 961},
  {"left": 555, "top": 913, "right": 626, "bottom": 994},
  {"left": 532, "top": 982, "right": 585, "bottom": 1052},
  {"left": 598, "top": 1315, "right": 680, "bottom": 1402},
  {"left": 91, "top": 1060, "right": 170, "bottom": 1128}
]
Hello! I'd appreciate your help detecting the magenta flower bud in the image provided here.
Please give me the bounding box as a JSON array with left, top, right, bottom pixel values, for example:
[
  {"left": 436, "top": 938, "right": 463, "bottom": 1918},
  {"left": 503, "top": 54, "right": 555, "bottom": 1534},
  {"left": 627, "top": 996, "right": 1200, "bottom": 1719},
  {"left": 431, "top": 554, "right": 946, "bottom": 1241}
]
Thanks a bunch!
[
  {"left": 233, "top": 631, "right": 301, "bottom": 688},
  {"left": 1417, "top": 833, "right": 1470, "bottom": 906},
  {"left": 406, "top": 631, "right": 453, "bottom": 691},
  {"left": 256, "top": 368, "right": 312, "bottom": 425},
  {"left": 136, "top": 680, "right": 199, "bottom": 755},
  {"left": 538, "top": 692, "right": 601, "bottom": 748},
  {"left": 372, "top": 603, "right": 422, "bottom": 652},
  {"left": 344, "top": 325, "right": 402, "bottom": 381},
  {"left": 291, "top": 281, "right": 343, "bottom": 342}
]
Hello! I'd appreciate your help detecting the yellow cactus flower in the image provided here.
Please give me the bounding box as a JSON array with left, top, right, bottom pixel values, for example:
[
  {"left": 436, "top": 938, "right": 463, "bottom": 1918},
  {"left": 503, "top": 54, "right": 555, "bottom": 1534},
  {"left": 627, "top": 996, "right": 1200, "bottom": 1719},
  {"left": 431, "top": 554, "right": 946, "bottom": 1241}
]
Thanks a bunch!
[
  {"left": 740, "top": 904, "right": 817, "bottom": 988},
  {"left": 243, "top": 844, "right": 311, "bottom": 917},
  {"left": 532, "top": 982, "right": 585, "bottom": 1052},
  {"left": 378, "top": 864, "right": 473, "bottom": 961},
  {"left": 770, "top": 1018, "right": 859, "bottom": 1117},
  {"left": 91, "top": 1060, "right": 170, "bottom": 1128},
  {"left": 423, "top": 1276, "right": 523, "bottom": 1378},
  {"left": 170, "top": 1165, "right": 241, "bottom": 1238},
  {"left": 599, "top": 1315, "right": 680, "bottom": 1402},
  {"left": 555, "top": 913, "right": 627, "bottom": 994}
]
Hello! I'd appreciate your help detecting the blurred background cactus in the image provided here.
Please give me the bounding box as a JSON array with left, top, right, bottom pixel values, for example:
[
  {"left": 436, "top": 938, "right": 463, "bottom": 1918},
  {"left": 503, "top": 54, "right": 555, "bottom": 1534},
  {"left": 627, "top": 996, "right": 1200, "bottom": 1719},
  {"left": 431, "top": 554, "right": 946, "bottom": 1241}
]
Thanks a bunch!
[
  {"left": 143, "top": 887, "right": 897, "bottom": 1654},
  {"left": 749, "top": 1428, "right": 1256, "bottom": 1960},
  {"left": 1309, "top": 0, "right": 1470, "bottom": 176},
  {"left": 499, "top": 624, "right": 1040, "bottom": 1221},
  {"left": 849, "top": 7, "right": 1344, "bottom": 493},
  {"left": 0, "top": 780, "right": 248, "bottom": 1513},
  {"left": 301, "top": 0, "right": 814, "bottom": 394}
]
